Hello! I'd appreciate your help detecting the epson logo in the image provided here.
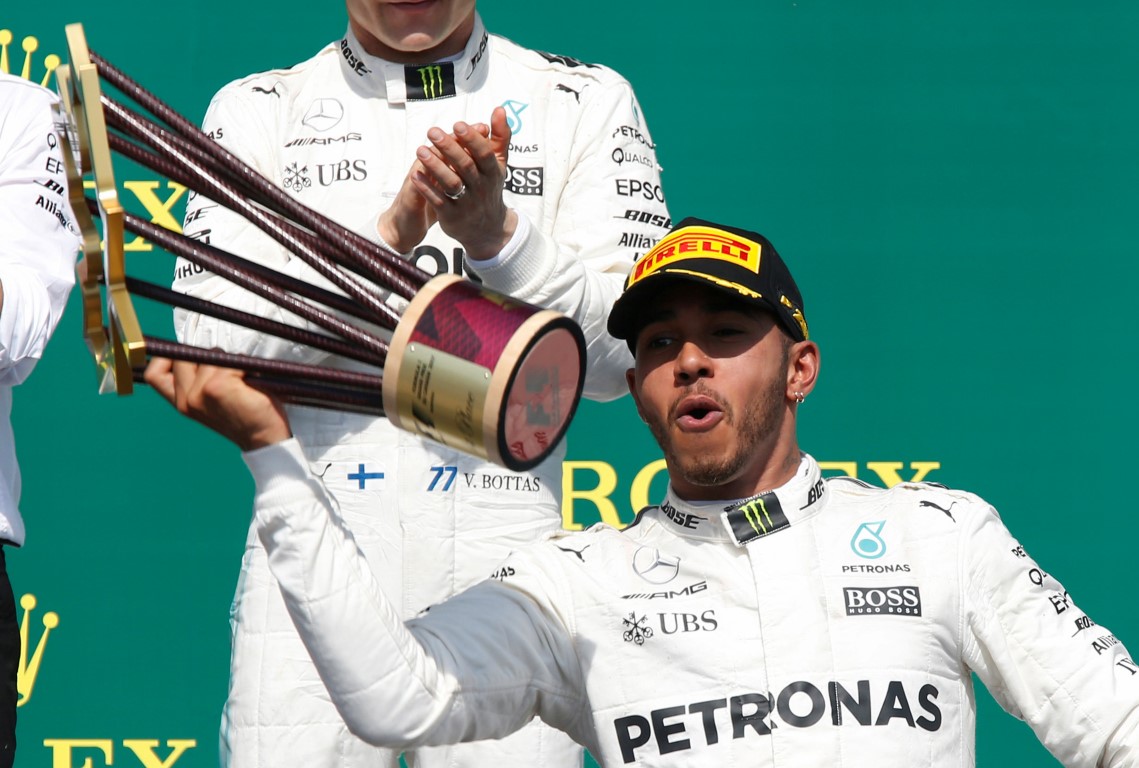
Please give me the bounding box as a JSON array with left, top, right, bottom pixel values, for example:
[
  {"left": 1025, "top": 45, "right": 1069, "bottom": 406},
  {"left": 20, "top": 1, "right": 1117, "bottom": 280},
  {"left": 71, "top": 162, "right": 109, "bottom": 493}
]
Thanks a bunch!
[
  {"left": 505, "top": 165, "right": 544, "bottom": 196},
  {"left": 615, "top": 178, "right": 665, "bottom": 202},
  {"left": 843, "top": 586, "right": 922, "bottom": 616}
]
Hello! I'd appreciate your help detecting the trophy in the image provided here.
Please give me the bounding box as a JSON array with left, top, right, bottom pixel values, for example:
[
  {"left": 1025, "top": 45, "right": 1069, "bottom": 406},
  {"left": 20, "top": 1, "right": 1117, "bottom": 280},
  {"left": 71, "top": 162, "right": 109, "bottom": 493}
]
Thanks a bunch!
[{"left": 55, "top": 24, "right": 585, "bottom": 471}]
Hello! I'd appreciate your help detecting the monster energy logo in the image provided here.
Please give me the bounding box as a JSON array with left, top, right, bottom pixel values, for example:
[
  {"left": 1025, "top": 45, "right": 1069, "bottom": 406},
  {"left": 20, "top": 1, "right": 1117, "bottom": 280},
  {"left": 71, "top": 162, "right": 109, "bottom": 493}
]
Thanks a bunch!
[
  {"left": 407, "top": 62, "right": 456, "bottom": 101},
  {"left": 742, "top": 498, "right": 774, "bottom": 535},
  {"left": 420, "top": 65, "right": 443, "bottom": 98},
  {"left": 726, "top": 492, "right": 790, "bottom": 545}
]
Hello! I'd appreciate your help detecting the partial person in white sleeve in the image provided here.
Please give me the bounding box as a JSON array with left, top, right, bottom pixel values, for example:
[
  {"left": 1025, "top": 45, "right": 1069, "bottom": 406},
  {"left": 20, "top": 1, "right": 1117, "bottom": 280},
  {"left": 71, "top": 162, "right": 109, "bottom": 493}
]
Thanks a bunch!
[
  {"left": 149, "top": 217, "right": 1139, "bottom": 767},
  {"left": 170, "top": 0, "right": 669, "bottom": 766},
  {"left": 0, "top": 71, "right": 79, "bottom": 768}
]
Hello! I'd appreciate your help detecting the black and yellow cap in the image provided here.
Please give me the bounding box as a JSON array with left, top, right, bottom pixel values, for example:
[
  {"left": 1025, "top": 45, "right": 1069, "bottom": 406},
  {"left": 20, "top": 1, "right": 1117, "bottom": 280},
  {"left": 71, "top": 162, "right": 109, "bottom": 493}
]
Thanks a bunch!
[{"left": 607, "top": 217, "right": 809, "bottom": 344}]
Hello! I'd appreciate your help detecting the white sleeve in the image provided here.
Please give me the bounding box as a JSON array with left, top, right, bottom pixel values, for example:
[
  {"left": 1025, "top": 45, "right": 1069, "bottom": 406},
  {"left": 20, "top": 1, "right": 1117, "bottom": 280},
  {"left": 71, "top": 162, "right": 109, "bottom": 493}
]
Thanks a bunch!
[
  {"left": 962, "top": 505, "right": 1139, "bottom": 766},
  {"left": 0, "top": 82, "right": 78, "bottom": 387},
  {"left": 247, "top": 439, "right": 588, "bottom": 747},
  {"left": 172, "top": 82, "right": 333, "bottom": 363},
  {"left": 469, "top": 76, "right": 670, "bottom": 402}
]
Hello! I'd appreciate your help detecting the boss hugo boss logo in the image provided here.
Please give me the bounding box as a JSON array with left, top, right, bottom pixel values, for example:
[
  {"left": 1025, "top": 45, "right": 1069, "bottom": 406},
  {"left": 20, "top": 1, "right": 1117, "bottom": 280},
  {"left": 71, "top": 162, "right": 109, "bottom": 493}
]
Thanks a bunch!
[
  {"left": 504, "top": 165, "right": 544, "bottom": 196},
  {"left": 843, "top": 586, "right": 922, "bottom": 616}
]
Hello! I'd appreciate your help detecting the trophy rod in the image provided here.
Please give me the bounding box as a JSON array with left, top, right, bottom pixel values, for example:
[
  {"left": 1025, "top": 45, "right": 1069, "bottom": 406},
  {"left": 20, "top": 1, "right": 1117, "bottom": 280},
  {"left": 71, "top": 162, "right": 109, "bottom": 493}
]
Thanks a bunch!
[
  {"left": 238, "top": 377, "right": 384, "bottom": 417},
  {"left": 105, "top": 130, "right": 391, "bottom": 324},
  {"left": 103, "top": 106, "right": 399, "bottom": 297},
  {"left": 143, "top": 337, "right": 382, "bottom": 390},
  {"left": 125, "top": 278, "right": 386, "bottom": 368},
  {"left": 93, "top": 198, "right": 391, "bottom": 359},
  {"left": 102, "top": 97, "right": 404, "bottom": 327},
  {"left": 88, "top": 49, "right": 428, "bottom": 292}
]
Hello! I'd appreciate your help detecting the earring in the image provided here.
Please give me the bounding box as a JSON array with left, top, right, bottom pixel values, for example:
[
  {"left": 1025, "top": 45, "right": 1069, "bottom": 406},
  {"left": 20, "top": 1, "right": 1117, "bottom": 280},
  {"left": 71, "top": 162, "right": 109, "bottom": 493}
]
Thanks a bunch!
[{"left": 793, "top": 391, "right": 805, "bottom": 404}]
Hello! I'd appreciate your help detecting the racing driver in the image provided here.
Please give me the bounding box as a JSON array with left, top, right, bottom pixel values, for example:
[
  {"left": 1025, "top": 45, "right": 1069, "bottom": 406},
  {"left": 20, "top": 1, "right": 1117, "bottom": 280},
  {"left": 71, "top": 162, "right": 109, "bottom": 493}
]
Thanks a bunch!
[
  {"left": 171, "top": 1, "right": 669, "bottom": 767},
  {"left": 149, "top": 217, "right": 1139, "bottom": 766}
]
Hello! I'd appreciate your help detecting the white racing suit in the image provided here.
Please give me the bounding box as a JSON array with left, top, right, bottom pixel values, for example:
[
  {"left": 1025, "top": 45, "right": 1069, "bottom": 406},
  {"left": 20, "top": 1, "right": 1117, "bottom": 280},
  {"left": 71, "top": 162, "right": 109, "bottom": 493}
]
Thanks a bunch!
[
  {"left": 0, "top": 73, "right": 78, "bottom": 546},
  {"left": 248, "top": 444, "right": 1139, "bottom": 767},
  {"left": 173, "top": 14, "right": 670, "bottom": 768}
]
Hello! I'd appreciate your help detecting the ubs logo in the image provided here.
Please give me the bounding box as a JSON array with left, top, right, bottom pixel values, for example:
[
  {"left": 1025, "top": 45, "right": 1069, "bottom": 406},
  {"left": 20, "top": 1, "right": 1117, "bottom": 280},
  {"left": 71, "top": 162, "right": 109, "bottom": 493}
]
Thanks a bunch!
[
  {"left": 622, "top": 612, "right": 653, "bottom": 645},
  {"left": 632, "top": 547, "right": 679, "bottom": 584}
]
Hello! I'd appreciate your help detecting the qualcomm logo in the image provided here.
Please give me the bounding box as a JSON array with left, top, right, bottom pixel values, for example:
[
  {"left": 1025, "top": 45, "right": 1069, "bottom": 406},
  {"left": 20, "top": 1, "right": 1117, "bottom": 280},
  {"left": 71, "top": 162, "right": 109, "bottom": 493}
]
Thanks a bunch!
[
  {"left": 0, "top": 27, "right": 61, "bottom": 86},
  {"left": 302, "top": 98, "right": 344, "bottom": 132},
  {"left": 632, "top": 547, "right": 680, "bottom": 584},
  {"left": 501, "top": 99, "right": 528, "bottom": 135},
  {"left": 850, "top": 521, "right": 887, "bottom": 559}
]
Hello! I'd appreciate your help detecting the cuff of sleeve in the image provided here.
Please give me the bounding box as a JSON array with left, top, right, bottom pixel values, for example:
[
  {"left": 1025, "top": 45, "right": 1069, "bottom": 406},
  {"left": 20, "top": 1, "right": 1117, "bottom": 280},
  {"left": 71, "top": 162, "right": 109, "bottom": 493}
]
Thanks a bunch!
[
  {"left": 243, "top": 437, "right": 313, "bottom": 505},
  {"left": 363, "top": 212, "right": 411, "bottom": 258},
  {"left": 466, "top": 213, "right": 552, "bottom": 293}
]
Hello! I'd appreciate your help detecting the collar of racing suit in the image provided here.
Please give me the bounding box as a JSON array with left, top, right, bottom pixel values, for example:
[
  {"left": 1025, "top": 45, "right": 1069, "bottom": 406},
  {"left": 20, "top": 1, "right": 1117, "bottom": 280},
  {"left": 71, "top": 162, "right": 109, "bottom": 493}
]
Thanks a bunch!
[
  {"left": 336, "top": 14, "right": 491, "bottom": 103},
  {"left": 652, "top": 453, "right": 829, "bottom": 547}
]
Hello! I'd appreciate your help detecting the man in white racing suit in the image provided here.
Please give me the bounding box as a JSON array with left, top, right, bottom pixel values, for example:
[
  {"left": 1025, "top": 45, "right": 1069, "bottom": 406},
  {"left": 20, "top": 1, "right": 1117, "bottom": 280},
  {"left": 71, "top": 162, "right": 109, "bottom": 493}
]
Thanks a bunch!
[
  {"left": 0, "top": 72, "right": 79, "bottom": 768},
  {"left": 150, "top": 217, "right": 1139, "bottom": 766},
  {"left": 171, "top": 1, "right": 669, "bottom": 766}
]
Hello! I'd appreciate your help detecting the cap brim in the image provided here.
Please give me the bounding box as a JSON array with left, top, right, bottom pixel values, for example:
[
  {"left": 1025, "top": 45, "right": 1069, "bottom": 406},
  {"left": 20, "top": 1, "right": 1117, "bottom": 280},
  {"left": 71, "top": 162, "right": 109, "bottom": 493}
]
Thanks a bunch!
[{"left": 607, "top": 263, "right": 772, "bottom": 341}]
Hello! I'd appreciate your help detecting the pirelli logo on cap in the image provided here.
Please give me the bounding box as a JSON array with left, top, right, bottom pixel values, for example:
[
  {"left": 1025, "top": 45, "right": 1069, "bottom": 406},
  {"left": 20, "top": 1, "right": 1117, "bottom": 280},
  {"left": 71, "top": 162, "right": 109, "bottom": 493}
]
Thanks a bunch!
[{"left": 628, "top": 225, "right": 762, "bottom": 287}]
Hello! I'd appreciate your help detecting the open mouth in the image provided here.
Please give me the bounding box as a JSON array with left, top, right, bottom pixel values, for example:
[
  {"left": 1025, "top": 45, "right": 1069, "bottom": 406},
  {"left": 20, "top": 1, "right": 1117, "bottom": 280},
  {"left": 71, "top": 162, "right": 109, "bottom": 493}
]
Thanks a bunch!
[{"left": 674, "top": 395, "right": 724, "bottom": 430}]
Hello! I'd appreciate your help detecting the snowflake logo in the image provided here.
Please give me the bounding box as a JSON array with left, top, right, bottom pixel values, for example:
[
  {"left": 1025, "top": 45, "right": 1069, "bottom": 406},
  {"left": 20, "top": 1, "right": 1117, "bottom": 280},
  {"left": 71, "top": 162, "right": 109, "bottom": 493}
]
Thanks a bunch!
[
  {"left": 622, "top": 613, "right": 653, "bottom": 646},
  {"left": 283, "top": 162, "right": 311, "bottom": 193}
]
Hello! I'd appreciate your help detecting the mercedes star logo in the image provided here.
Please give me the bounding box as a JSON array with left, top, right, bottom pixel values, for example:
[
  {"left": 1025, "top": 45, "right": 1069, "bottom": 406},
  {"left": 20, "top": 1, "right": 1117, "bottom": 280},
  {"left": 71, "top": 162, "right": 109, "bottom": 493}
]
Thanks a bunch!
[
  {"left": 632, "top": 546, "right": 680, "bottom": 584},
  {"left": 303, "top": 98, "right": 345, "bottom": 132}
]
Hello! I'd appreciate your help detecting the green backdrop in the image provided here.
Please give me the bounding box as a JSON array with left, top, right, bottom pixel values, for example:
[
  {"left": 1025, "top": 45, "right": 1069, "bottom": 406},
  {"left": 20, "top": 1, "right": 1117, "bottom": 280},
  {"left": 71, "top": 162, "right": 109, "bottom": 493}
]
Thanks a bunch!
[{"left": 2, "top": 1, "right": 1137, "bottom": 766}]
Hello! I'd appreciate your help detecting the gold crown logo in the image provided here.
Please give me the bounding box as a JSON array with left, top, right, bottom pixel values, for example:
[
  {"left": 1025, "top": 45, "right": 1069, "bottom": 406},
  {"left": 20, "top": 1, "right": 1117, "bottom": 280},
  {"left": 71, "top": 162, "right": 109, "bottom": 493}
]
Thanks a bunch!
[
  {"left": 0, "top": 28, "right": 61, "bottom": 86},
  {"left": 17, "top": 593, "right": 58, "bottom": 707}
]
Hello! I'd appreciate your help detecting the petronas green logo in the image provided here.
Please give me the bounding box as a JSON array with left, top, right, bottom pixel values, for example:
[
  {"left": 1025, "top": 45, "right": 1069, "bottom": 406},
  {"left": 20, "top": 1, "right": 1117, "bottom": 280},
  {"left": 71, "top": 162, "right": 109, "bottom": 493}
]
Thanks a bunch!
[{"left": 419, "top": 65, "right": 444, "bottom": 99}]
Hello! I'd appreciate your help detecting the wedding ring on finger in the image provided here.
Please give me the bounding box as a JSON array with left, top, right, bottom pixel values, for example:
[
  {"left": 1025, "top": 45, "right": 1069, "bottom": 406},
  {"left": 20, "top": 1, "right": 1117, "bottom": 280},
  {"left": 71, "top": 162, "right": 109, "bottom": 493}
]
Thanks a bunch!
[{"left": 445, "top": 183, "right": 467, "bottom": 201}]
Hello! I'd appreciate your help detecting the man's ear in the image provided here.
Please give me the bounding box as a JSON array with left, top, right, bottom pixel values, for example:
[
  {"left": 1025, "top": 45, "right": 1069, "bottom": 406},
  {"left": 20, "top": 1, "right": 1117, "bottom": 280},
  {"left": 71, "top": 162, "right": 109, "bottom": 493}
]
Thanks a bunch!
[
  {"left": 625, "top": 367, "right": 647, "bottom": 423},
  {"left": 786, "top": 340, "right": 820, "bottom": 400}
]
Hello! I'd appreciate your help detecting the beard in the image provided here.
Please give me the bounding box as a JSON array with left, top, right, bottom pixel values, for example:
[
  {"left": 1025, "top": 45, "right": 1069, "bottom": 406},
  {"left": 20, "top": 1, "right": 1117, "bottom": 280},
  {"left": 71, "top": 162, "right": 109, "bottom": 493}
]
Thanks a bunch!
[{"left": 645, "top": 349, "right": 788, "bottom": 490}]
